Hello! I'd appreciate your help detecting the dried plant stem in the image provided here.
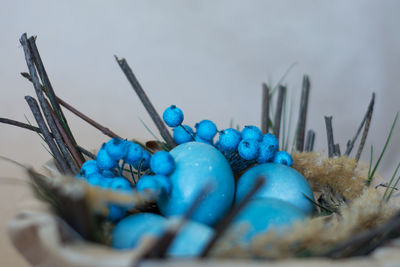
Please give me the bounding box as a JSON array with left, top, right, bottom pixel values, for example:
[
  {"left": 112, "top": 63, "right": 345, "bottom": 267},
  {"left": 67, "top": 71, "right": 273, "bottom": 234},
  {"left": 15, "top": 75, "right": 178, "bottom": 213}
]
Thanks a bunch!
[
  {"left": 46, "top": 100, "right": 82, "bottom": 171},
  {"left": 115, "top": 56, "right": 175, "bottom": 148},
  {"left": 355, "top": 95, "right": 375, "bottom": 162},
  {"left": 27, "top": 36, "right": 84, "bottom": 162},
  {"left": 273, "top": 85, "right": 286, "bottom": 143},
  {"left": 25, "top": 96, "right": 68, "bottom": 173},
  {"left": 295, "top": 75, "right": 310, "bottom": 152},
  {"left": 21, "top": 72, "right": 122, "bottom": 139},
  {"left": 324, "top": 116, "right": 336, "bottom": 158},
  {"left": 261, "top": 83, "right": 270, "bottom": 134},
  {"left": 200, "top": 177, "right": 265, "bottom": 258},
  {"left": 345, "top": 93, "right": 375, "bottom": 156},
  {"left": 305, "top": 129, "right": 316, "bottom": 152}
]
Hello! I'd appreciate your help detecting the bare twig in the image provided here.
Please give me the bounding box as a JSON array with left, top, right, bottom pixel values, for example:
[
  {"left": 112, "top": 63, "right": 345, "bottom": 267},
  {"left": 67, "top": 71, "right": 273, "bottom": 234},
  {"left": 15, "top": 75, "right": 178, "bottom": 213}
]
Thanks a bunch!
[
  {"left": 25, "top": 96, "right": 67, "bottom": 173},
  {"left": 21, "top": 72, "right": 122, "bottom": 139},
  {"left": 324, "top": 116, "right": 335, "bottom": 158},
  {"left": 261, "top": 83, "right": 270, "bottom": 134},
  {"left": 115, "top": 56, "right": 175, "bottom": 148},
  {"left": 305, "top": 129, "right": 316, "bottom": 152},
  {"left": 273, "top": 85, "right": 286, "bottom": 143},
  {"left": 200, "top": 177, "right": 265, "bottom": 257},
  {"left": 355, "top": 94, "right": 375, "bottom": 162},
  {"left": 334, "top": 144, "right": 341, "bottom": 157},
  {"left": 296, "top": 75, "right": 310, "bottom": 152},
  {"left": 345, "top": 93, "right": 375, "bottom": 156},
  {"left": 28, "top": 36, "right": 84, "bottom": 162}
]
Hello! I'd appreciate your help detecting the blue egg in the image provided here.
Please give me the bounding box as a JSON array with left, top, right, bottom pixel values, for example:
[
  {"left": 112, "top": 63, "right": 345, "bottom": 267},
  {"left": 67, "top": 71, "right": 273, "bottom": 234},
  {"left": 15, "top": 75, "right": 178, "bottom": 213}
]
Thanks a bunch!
[
  {"left": 112, "top": 213, "right": 166, "bottom": 249},
  {"left": 230, "top": 198, "right": 307, "bottom": 243},
  {"left": 158, "top": 142, "right": 235, "bottom": 226},
  {"left": 112, "top": 213, "right": 214, "bottom": 257},
  {"left": 235, "top": 163, "right": 315, "bottom": 215}
]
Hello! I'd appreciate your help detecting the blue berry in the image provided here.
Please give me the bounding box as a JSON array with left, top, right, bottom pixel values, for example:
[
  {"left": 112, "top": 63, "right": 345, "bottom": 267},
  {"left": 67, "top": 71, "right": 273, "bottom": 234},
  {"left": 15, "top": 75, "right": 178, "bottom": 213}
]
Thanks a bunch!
[
  {"left": 124, "top": 142, "right": 143, "bottom": 165},
  {"left": 273, "top": 151, "right": 293, "bottom": 167},
  {"left": 87, "top": 173, "right": 104, "bottom": 186},
  {"left": 133, "top": 150, "right": 151, "bottom": 171},
  {"left": 163, "top": 105, "right": 184, "bottom": 127},
  {"left": 105, "top": 138, "right": 128, "bottom": 161},
  {"left": 241, "top": 126, "right": 263, "bottom": 142},
  {"left": 195, "top": 120, "right": 217, "bottom": 141},
  {"left": 238, "top": 139, "right": 260, "bottom": 160},
  {"left": 150, "top": 151, "right": 175, "bottom": 175},
  {"left": 102, "top": 170, "right": 116, "bottom": 178},
  {"left": 194, "top": 134, "right": 213, "bottom": 145},
  {"left": 257, "top": 141, "right": 276, "bottom": 163},
  {"left": 218, "top": 128, "right": 241, "bottom": 152},
  {"left": 136, "top": 174, "right": 171, "bottom": 197},
  {"left": 96, "top": 144, "right": 118, "bottom": 170},
  {"left": 109, "top": 177, "right": 132, "bottom": 191},
  {"left": 262, "top": 133, "right": 279, "bottom": 151},
  {"left": 173, "top": 125, "right": 194, "bottom": 144},
  {"left": 80, "top": 160, "right": 100, "bottom": 177},
  {"left": 107, "top": 204, "right": 126, "bottom": 222}
]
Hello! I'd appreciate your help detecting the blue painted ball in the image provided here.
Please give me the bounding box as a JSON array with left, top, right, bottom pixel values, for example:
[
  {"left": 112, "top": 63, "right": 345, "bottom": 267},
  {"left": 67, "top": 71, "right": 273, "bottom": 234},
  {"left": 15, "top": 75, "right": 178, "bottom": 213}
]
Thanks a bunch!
[
  {"left": 158, "top": 142, "right": 235, "bottom": 226},
  {"left": 235, "top": 163, "right": 315, "bottom": 215},
  {"left": 150, "top": 151, "right": 175, "bottom": 175},
  {"left": 230, "top": 198, "right": 307, "bottom": 243},
  {"left": 163, "top": 105, "right": 184, "bottom": 127}
]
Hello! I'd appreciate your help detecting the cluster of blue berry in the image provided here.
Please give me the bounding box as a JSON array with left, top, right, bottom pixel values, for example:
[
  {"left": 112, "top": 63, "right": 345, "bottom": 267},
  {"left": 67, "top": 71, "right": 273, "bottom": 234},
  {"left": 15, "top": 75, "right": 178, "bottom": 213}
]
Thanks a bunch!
[{"left": 163, "top": 105, "right": 293, "bottom": 172}]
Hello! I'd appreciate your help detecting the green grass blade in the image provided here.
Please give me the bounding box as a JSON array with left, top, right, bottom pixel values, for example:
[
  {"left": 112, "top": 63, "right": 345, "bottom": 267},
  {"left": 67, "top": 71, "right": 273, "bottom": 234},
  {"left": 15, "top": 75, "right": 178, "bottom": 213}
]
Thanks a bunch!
[
  {"left": 367, "top": 112, "right": 399, "bottom": 186},
  {"left": 386, "top": 173, "right": 400, "bottom": 201},
  {"left": 368, "top": 145, "right": 373, "bottom": 178},
  {"left": 384, "top": 161, "right": 400, "bottom": 201},
  {"left": 270, "top": 62, "right": 298, "bottom": 95}
]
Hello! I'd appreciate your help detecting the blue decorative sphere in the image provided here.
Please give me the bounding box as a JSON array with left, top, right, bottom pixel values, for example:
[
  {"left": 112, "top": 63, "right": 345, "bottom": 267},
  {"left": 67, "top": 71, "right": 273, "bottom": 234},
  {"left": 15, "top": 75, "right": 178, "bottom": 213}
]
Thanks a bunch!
[
  {"left": 262, "top": 133, "right": 279, "bottom": 151},
  {"left": 173, "top": 125, "right": 194, "bottom": 144},
  {"left": 124, "top": 141, "right": 143, "bottom": 165},
  {"left": 105, "top": 138, "right": 128, "bottom": 161},
  {"left": 195, "top": 120, "right": 217, "bottom": 142},
  {"left": 96, "top": 144, "right": 117, "bottom": 170},
  {"left": 136, "top": 174, "right": 172, "bottom": 197},
  {"left": 158, "top": 142, "right": 235, "bottom": 226},
  {"left": 257, "top": 141, "right": 276, "bottom": 163},
  {"left": 133, "top": 150, "right": 151, "bottom": 171},
  {"left": 273, "top": 151, "right": 294, "bottom": 167},
  {"left": 231, "top": 198, "right": 306, "bottom": 243},
  {"left": 241, "top": 125, "right": 263, "bottom": 142},
  {"left": 235, "top": 163, "right": 315, "bottom": 215},
  {"left": 163, "top": 105, "right": 184, "bottom": 127},
  {"left": 238, "top": 139, "right": 260, "bottom": 160},
  {"left": 150, "top": 151, "right": 175, "bottom": 175},
  {"left": 218, "top": 128, "right": 241, "bottom": 152},
  {"left": 80, "top": 160, "right": 100, "bottom": 177}
]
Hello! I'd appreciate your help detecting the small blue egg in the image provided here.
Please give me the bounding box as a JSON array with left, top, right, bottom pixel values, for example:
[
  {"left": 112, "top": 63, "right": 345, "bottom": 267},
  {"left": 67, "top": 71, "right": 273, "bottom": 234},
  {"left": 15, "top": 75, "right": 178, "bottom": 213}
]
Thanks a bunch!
[
  {"left": 112, "top": 213, "right": 166, "bottom": 249},
  {"left": 158, "top": 142, "right": 235, "bottom": 226},
  {"left": 112, "top": 213, "right": 214, "bottom": 257},
  {"left": 235, "top": 163, "right": 315, "bottom": 215},
  {"left": 230, "top": 198, "right": 306, "bottom": 243}
]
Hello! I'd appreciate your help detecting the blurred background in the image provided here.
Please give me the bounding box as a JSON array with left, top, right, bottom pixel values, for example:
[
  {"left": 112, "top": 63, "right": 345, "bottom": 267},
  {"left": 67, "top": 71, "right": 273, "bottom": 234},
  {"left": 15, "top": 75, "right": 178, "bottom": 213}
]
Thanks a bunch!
[{"left": 0, "top": 1, "right": 399, "bottom": 266}]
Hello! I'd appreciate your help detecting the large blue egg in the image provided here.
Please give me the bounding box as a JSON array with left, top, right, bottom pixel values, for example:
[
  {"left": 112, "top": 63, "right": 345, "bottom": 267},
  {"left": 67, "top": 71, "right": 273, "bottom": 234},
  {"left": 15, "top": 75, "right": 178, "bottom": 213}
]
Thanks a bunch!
[
  {"left": 111, "top": 213, "right": 214, "bottom": 257},
  {"left": 230, "top": 198, "right": 307, "bottom": 243},
  {"left": 235, "top": 163, "right": 315, "bottom": 215},
  {"left": 158, "top": 142, "right": 235, "bottom": 226}
]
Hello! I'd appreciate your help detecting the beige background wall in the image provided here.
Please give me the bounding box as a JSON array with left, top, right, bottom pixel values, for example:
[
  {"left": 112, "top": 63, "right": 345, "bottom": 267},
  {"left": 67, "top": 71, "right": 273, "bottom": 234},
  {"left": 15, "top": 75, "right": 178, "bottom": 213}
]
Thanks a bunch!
[{"left": 1, "top": 1, "right": 399, "bottom": 266}]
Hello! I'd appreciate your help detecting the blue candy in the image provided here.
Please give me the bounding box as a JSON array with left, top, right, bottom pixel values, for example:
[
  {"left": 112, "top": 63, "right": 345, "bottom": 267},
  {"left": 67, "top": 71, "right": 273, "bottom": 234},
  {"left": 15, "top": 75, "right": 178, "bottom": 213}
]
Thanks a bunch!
[
  {"left": 173, "top": 125, "right": 194, "bottom": 144},
  {"left": 163, "top": 105, "right": 184, "bottom": 127},
  {"left": 150, "top": 151, "right": 175, "bottom": 175},
  {"left": 158, "top": 142, "right": 235, "bottom": 226},
  {"left": 235, "top": 163, "right": 315, "bottom": 215},
  {"left": 195, "top": 120, "right": 217, "bottom": 142}
]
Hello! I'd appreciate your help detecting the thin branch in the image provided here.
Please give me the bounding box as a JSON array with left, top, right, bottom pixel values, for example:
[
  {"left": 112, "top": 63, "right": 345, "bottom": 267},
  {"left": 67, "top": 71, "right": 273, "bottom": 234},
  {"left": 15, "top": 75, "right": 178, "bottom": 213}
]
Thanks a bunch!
[
  {"left": 355, "top": 94, "right": 375, "bottom": 162},
  {"left": 261, "top": 83, "right": 270, "bottom": 134},
  {"left": 305, "top": 129, "right": 316, "bottom": 152},
  {"left": 115, "top": 56, "right": 175, "bottom": 148},
  {"left": 295, "top": 75, "right": 310, "bottom": 152},
  {"left": 324, "top": 116, "right": 335, "bottom": 158},
  {"left": 20, "top": 72, "right": 121, "bottom": 139},
  {"left": 345, "top": 93, "right": 375, "bottom": 156},
  {"left": 273, "top": 85, "right": 286, "bottom": 144},
  {"left": 25, "top": 96, "right": 67, "bottom": 173},
  {"left": 200, "top": 177, "right": 265, "bottom": 257},
  {"left": 27, "top": 36, "right": 84, "bottom": 162}
]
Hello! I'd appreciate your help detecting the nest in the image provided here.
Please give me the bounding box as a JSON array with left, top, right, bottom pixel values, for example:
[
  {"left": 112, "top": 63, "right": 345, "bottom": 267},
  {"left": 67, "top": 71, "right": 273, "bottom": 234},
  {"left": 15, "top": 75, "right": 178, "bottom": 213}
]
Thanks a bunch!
[{"left": 3, "top": 33, "right": 400, "bottom": 264}]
